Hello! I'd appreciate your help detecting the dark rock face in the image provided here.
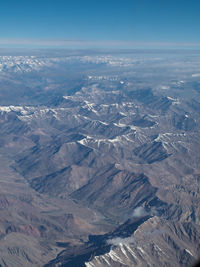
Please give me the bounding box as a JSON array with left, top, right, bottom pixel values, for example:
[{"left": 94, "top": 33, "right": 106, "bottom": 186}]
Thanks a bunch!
[
  {"left": 133, "top": 141, "right": 169, "bottom": 163},
  {"left": 121, "top": 114, "right": 156, "bottom": 128},
  {"left": 127, "top": 89, "right": 172, "bottom": 113},
  {"left": 0, "top": 112, "right": 29, "bottom": 135},
  {"left": 71, "top": 165, "right": 164, "bottom": 217},
  {"left": 15, "top": 141, "right": 93, "bottom": 180},
  {"left": 30, "top": 166, "right": 72, "bottom": 195},
  {"left": 131, "top": 117, "right": 156, "bottom": 128},
  {"left": 172, "top": 113, "right": 196, "bottom": 131}
]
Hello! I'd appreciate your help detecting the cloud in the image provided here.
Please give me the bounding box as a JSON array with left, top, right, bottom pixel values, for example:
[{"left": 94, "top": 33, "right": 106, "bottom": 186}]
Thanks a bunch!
[
  {"left": 107, "top": 236, "right": 135, "bottom": 246},
  {"left": 107, "top": 207, "right": 161, "bottom": 247},
  {"left": 132, "top": 207, "right": 148, "bottom": 218},
  {"left": 0, "top": 38, "right": 200, "bottom": 49},
  {"left": 131, "top": 206, "right": 159, "bottom": 218}
]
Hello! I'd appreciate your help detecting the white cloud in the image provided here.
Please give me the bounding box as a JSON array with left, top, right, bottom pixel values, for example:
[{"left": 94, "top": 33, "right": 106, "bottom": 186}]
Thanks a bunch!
[
  {"left": 132, "top": 207, "right": 148, "bottom": 218},
  {"left": 107, "top": 236, "right": 135, "bottom": 246}
]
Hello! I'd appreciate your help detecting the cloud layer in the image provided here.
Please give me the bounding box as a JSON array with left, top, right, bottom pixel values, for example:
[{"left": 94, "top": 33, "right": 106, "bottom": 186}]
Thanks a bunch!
[{"left": 0, "top": 38, "right": 200, "bottom": 49}]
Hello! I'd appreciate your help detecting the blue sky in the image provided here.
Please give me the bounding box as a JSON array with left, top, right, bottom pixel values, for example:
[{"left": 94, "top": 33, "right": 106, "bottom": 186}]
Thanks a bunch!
[{"left": 0, "top": 0, "right": 200, "bottom": 48}]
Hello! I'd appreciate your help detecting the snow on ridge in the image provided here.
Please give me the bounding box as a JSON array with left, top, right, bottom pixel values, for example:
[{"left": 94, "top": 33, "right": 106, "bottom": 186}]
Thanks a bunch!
[
  {"left": 185, "top": 249, "right": 194, "bottom": 257},
  {"left": 0, "top": 106, "right": 11, "bottom": 112},
  {"left": 0, "top": 105, "right": 35, "bottom": 114},
  {"left": 63, "top": 95, "right": 73, "bottom": 100},
  {"left": 78, "top": 132, "right": 136, "bottom": 148},
  {"left": 0, "top": 56, "right": 61, "bottom": 73},
  {"left": 167, "top": 96, "right": 177, "bottom": 101},
  {"left": 114, "top": 122, "right": 128, "bottom": 128},
  {"left": 83, "top": 101, "right": 99, "bottom": 114},
  {"left": 0, "top": 105, "right": 75, "bottom": 122}
]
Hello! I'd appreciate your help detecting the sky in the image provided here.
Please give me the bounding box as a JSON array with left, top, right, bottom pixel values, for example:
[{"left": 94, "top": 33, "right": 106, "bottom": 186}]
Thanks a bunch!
[{"left": 0, "top": 0, "right": 200, "bottom": 49}]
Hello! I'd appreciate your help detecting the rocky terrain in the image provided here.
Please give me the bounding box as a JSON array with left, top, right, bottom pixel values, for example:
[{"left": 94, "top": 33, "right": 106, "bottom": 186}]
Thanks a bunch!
[{"left": 0, "top": 49, "right": 199, "bottom": 266}]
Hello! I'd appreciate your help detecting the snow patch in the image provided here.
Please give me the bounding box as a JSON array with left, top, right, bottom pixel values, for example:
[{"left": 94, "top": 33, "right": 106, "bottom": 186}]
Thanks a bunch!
[
  {"left": 192, "top": 73, "right": 200, "bottom": 77},
  {"left": 185, "top": 249, "right": 194, "bottom": 257},
  {"left": 137, "top": 246, "right": 146, "bottom": 254},
  {"left": 108, "top": 250, "right": 126, "bottom": 264},
  {"left": 160, "top": 85, "right": 170, "bottom": 90},
  {"left": 167, "top": 96, "right": 177, "bottom": 101}
]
